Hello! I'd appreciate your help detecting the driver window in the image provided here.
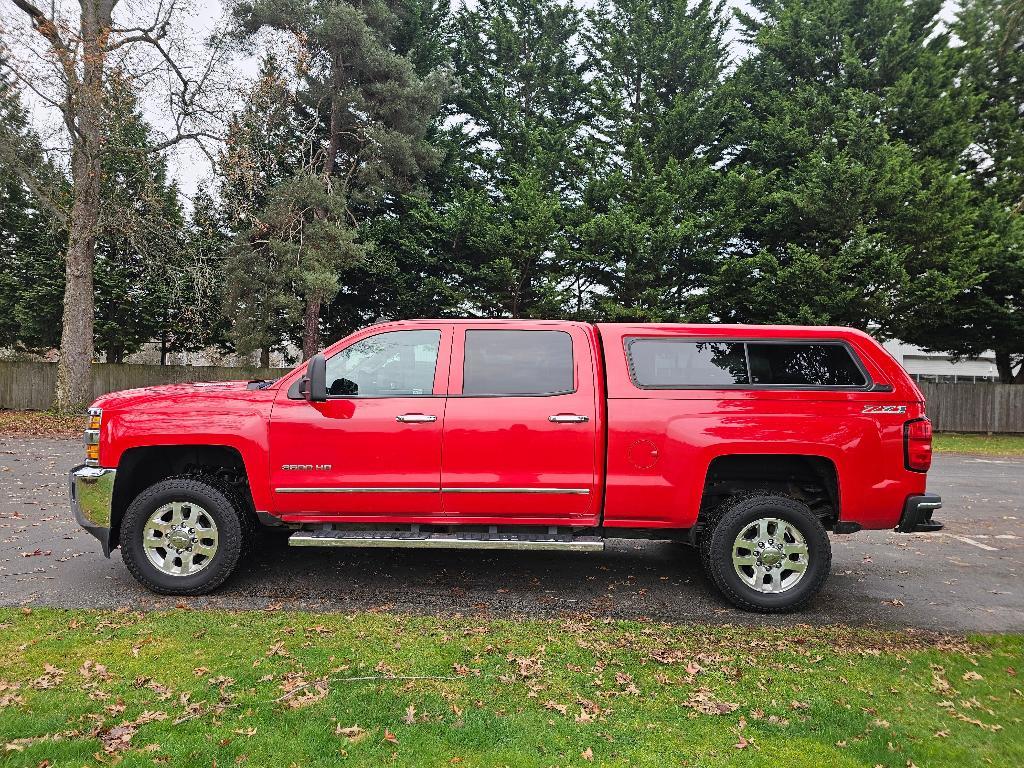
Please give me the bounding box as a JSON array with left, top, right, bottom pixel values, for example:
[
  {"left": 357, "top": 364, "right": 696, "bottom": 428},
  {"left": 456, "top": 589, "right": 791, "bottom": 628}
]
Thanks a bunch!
[{"left": 325, "top": 330, "right": 441, "bottom": 397}]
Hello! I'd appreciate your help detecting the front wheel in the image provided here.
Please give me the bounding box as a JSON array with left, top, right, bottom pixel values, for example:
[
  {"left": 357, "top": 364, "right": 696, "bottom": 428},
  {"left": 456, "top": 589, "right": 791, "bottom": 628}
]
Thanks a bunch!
[
  {"left": 121, "top": 477, "right": 249, "bottom": 595},
  {"left": 700, "top": 494, "right": 831, "bottom": 613}
]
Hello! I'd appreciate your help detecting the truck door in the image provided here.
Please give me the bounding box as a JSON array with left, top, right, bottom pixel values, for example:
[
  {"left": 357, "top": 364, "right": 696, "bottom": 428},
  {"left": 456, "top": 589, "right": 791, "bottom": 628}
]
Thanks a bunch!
[
  {"left": 440, "top": 324, "right": 600, "bottom": 524},
  {"left": 269, "top": 326, "right": 452, "bottom": 519}
]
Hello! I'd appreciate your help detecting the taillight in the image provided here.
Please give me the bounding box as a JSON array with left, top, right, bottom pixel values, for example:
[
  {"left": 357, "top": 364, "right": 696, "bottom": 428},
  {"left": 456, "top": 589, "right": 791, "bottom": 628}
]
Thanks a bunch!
[{"left": 904, "top": 418, "right": 932, "bottom": 472}]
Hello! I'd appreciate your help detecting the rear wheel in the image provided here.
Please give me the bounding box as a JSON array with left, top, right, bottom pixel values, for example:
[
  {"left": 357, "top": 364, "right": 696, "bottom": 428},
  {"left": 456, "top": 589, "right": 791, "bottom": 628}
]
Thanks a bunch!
[
  {"left": 700, "top": 494, "right": 831, "bottom": 613},
  {"left": 121, "top": 477, "right": 250, "bottom": 595}
]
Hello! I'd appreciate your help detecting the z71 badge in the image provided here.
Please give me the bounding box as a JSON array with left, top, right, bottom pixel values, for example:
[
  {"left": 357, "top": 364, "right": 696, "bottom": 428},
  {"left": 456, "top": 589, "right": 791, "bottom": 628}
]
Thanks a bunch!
[{"left": 862, "top": 405, "right": 907, "bottom": 414}]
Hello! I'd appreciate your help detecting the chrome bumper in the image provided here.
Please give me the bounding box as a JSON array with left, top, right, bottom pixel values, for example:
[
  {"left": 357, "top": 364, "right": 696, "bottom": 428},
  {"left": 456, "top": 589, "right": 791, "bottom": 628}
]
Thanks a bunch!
[{"left": 69, "top": 464, "right": 116, "bottom": 557}]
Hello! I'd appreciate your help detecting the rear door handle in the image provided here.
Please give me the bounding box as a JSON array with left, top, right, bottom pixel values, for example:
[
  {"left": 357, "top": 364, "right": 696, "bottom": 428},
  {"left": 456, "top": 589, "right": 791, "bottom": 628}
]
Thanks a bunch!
[
  {"left": 548, "top": 414, "right": 589, "bottom": 423},
  {"left": 396, "top": 413, "right": 437, "bottom": 423}
]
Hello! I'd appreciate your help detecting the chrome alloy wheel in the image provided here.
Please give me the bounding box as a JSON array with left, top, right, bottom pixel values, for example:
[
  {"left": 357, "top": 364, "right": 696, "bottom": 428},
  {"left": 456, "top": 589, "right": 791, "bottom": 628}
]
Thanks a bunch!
[
  {"left": 731, "top": 517, "right": 809, "bottom": 594},
  {"left": 142, "top": 501, "right": 219, "bottom": 576}
]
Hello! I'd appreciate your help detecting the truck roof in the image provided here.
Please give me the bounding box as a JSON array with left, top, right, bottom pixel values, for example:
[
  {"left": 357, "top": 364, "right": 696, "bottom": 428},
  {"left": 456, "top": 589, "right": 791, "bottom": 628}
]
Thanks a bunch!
[
  {"left": 371, "top": 318, "right": 873, "bottom": 339},
  {"left": 595, "top": 323, "right": 875, "bottom": 340}
]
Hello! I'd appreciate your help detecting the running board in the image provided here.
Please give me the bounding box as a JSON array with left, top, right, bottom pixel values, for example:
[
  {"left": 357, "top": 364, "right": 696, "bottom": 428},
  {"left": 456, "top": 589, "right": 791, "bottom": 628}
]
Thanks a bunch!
[{"left": 288, "top": 529, "right": 605, "bottom": 552}]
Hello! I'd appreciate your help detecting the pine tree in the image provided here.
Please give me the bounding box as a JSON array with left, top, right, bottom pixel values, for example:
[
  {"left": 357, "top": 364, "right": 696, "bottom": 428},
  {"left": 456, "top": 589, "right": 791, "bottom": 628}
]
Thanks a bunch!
[
  {"left": 449, "top": 0, "right": 592, "bottom": 317},
  {"left": 219, "top": 55, "right": 309, "bottom": 366},
  {"left": 916, "top": 0, "right": 1024, "bottom": 382},
  {"left": 321, "top": 0, "right": 461, "bottom": 334},
  {"left": 580, "top": 0, "right": 733, "bottom": 321},
  {"left": 158, "top": 189, "right": 232, "bottom": 364},
  {"left": 229, "top": 0, "right": 445, "bottom": 357},
  {"left": 706, "top": 0, "right": 982, "bottom": 336},
  {"left": 0, "top": 46, "right": 66, "bottom": 353},
  {"left": 92, "top": 75, "right": 185, "bottom": 364}
]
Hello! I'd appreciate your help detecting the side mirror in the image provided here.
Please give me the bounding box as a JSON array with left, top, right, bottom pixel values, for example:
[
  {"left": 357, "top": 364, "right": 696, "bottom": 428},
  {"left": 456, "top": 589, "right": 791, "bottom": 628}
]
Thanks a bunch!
[{"left": 303, "top": 353, "right": 328, "bottom": 402}]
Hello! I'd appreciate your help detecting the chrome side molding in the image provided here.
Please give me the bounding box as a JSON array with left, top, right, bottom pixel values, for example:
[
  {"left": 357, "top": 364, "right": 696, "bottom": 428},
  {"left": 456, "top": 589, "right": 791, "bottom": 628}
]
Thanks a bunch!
[{"left": 444, "top": 487, "right": 591, "bottom": 495}]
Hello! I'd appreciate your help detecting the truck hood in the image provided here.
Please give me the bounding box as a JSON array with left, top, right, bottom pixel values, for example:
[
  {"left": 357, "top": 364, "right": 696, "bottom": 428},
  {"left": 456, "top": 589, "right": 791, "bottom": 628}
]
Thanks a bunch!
[{"left": 91, "top": 380, "right": 273, "bottom": 410}]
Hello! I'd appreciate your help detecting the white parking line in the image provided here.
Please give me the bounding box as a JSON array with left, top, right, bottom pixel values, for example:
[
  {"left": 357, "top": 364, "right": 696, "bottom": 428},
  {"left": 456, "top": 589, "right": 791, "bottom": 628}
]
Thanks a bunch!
[{"left": 942, "top": 533, "right": 999, "bottom": 551}]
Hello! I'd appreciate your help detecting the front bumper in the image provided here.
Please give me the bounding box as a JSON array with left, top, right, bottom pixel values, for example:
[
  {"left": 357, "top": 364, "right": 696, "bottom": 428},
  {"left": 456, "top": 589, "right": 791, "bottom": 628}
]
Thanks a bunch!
[
  {"left": 70, "top": 464, "right": 116, "bottom": 557},
  {"left": 896, "top": 493, "right": 943, "bottom": 533}
]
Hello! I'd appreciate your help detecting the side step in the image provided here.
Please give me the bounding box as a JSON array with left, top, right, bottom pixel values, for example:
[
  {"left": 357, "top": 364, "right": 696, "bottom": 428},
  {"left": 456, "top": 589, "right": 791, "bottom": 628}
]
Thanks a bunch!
[{"left": 288, "top": 528, "right": 605, "bottom": 552}]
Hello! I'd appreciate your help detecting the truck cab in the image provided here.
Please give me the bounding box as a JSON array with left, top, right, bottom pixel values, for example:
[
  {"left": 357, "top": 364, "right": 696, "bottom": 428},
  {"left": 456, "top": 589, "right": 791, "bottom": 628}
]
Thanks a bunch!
[{"left": 70, "top": 319, "right": 941, "bottom": 612}]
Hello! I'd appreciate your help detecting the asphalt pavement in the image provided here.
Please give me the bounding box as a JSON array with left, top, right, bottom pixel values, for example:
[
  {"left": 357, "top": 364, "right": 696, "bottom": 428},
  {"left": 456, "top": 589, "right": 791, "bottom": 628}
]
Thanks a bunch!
[{"left": 1, "top": 438, "right": 1021, "bottom": 631}]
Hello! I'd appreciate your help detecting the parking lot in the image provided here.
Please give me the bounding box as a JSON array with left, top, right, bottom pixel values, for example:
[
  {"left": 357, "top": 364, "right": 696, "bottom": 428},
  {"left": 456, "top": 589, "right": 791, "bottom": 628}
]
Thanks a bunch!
[{"left": 1, "top": 437, "right": 1021, "bottom": 631}]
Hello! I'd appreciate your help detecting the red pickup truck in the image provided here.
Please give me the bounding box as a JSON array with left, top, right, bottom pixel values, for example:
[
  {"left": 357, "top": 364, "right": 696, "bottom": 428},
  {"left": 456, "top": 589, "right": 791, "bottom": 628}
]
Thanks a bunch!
[{"left": 70, "top": 320, "right": 941, "bottom": 612}]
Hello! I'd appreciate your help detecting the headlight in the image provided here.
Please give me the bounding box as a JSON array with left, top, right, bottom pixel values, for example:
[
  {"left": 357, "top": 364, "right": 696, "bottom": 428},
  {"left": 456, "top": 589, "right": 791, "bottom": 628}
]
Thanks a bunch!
[{"left": 85, "top": 408, "right": 102, "bottom": 466}]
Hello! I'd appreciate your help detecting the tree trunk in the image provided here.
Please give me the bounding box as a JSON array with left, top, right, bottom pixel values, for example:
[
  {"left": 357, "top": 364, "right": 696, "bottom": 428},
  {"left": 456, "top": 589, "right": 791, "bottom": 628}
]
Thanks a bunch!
[
  {"left": 299, "top": 51, "right": 344, "bottom": 361},
  {"left": 56, "top": 181, "right": 99, "bottom": 411},
  {"left": 302, "top": 291, "right": 322, "bottom": 360},
  {"left": 260, "top": 346, "right": 270, "bottom": 369},
  {"left": 995, "top": 349, "right": 1022, "bottom": 384},
  {"left": 55, "top": 0, "right": 110, "bottom": 413},
  {"left": 160, "top": 310, "right": 169, "bottom": 365}
]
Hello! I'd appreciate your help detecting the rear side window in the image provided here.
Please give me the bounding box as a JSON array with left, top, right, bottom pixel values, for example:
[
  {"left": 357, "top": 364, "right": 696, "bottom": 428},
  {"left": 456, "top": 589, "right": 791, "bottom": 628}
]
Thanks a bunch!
[
  {"left": 747, "top": 343, "right": 866, "bottom": 386},
  {"left": 627, "top": 340, "right": 748, "bottom": 387},
  {"left": 463, "top": 330, "right": 574, "bottom": 396},
  {"left": 627, "top": 338, "right": 867, "bottom": 389}
]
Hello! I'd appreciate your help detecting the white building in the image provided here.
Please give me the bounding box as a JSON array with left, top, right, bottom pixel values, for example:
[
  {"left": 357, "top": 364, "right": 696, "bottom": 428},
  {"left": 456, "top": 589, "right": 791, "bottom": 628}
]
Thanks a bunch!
[{"left": 882, "top": 340, "right": 999, "bottom": 383}]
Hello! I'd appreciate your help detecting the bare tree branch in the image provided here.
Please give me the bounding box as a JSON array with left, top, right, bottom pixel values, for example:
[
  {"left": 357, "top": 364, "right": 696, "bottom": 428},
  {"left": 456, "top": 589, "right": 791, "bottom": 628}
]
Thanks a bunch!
[
  {"left": 8, "top": 0, "right": 80, "bottom": 86},
  {"left": 0, "top": 138, "right": 68, "bottom": 224},
  {"left": 146, "top": 129, "right": 219, "bottom": 153}
]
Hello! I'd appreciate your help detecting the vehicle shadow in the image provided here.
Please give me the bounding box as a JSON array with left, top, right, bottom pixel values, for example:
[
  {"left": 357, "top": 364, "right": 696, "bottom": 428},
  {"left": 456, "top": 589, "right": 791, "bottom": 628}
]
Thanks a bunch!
[{"left": 213, "top": 533, "right": 728, "bottom": 620}]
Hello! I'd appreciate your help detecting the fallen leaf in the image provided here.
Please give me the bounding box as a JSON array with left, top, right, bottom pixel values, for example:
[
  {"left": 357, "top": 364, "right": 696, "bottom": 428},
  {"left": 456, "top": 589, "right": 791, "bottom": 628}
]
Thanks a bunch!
[
  {"left": 682, "top": 687, "right": 739, "bottom": 716},
  {"left": 543, "top": 700, "right": 568, "bottom": 715}
]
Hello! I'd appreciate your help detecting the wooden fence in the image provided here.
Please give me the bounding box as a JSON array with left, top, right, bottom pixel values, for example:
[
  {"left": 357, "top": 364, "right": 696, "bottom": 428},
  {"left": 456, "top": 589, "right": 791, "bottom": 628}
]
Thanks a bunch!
[
  {"left": 0, "top": 362, "right": 1021, "bottom": 432},
  {"left": 917, "top": 382, "right": 1024, "bottom": 434},
  {"left": 0, "top": 361, "right": 289, "bottom": 411}
]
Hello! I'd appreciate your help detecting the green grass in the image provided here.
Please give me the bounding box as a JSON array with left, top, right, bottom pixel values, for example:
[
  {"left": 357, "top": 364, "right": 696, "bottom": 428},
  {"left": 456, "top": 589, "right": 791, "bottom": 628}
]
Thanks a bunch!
[
  {"left": 933, "top": 432, "right": 1024, "bottom": 456},
  {"left": 0, "top": 609, "right": 1020, "bottom": 767}
]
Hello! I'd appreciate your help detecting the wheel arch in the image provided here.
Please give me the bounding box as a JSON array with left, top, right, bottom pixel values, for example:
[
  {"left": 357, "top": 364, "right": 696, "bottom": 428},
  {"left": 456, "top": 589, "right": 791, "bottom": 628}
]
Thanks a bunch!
[
  {"left": 696, "top": 453, "right": 841, "bottom": 536},
  {"left": 110, "top": 445, "right": 254, "bottom": 551}
]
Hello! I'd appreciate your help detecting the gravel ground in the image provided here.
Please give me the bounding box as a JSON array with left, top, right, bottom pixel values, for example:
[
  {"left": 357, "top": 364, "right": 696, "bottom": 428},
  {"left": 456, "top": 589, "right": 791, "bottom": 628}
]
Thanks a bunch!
[{"left": 1, "top": 438, "right": 1021, "bottom": 631}]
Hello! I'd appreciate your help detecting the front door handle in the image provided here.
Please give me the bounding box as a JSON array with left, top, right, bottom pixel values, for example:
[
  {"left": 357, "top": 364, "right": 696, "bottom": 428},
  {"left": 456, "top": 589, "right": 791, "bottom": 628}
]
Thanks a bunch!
[
  {"left": 548, "top": 414, "right": 589, "bottom": 423},
  {"left": 396, "top": 413, "right": 437, "bottom": 423}
]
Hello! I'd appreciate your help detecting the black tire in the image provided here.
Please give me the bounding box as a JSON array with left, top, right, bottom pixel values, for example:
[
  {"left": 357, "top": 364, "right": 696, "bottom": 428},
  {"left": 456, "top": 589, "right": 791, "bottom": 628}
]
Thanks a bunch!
[
  {"left": 121, "top": 476, "right": 251, "bottom": 595},
  {"left": 699, "top": 493, "right": 831, "bottom": 613}
]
